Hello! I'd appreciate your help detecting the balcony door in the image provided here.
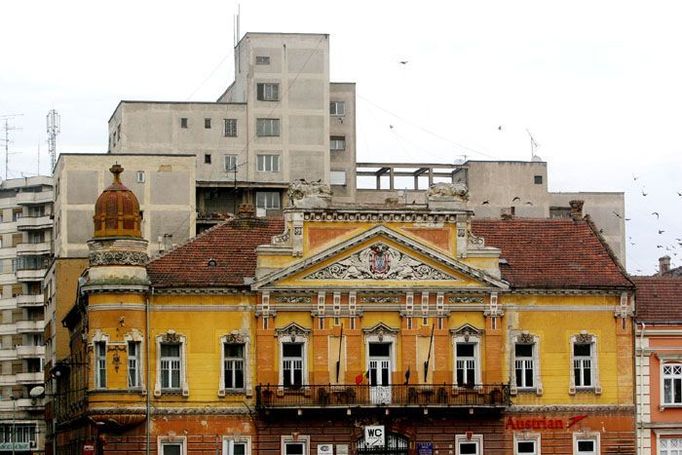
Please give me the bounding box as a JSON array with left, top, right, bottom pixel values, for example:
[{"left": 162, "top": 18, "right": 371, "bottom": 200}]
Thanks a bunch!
[{"left": 368, "top": 342, "right": 391, "bottom": 405}]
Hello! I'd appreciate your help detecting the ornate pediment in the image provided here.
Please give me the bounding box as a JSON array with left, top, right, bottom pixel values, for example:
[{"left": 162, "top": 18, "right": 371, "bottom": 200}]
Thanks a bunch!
[
  {"left": 303, "top": 242, "right": 456, "bottom": 281},
  {"left": 160, "top": 330, "right": 182, "bottom": 343},
  {"left": 450, "top": 323, "right": 483, "bottom": 340},
  {"left": 275, "top": 323, "right": 311, "bottom": 341},
  {"left": 362, "top": 322, "right": 400, "bottom": 341}
]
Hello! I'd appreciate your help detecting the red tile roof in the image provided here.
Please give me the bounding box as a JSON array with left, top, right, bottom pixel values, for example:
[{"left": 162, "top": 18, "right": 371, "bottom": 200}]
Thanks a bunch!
[
  {"left": 632, "top": 276, "right": 682, "bottom": 322},
  {"left": 147, "top": 217, "right": 284, "bottom": 288},
  {"left": 471, "top": 218, "right": 632, "bottom": 289}
]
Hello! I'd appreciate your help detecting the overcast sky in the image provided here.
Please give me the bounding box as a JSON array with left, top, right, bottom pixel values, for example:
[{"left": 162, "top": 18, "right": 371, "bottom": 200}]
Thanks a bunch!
[{"left": 2, "top": 0, "right": 681, "bottom": 274}]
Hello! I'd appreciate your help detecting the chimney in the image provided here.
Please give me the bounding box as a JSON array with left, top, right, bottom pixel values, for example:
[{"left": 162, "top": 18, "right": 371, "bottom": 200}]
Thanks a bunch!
[
  {"left": 659, "top": 255, "right": 671, "bottom": 276},
  {"left": 569, "top": 200, "right": 584, "bottom": 221},
  {"left": 237, "top": 203, "right": 256, "bottom": 218}
]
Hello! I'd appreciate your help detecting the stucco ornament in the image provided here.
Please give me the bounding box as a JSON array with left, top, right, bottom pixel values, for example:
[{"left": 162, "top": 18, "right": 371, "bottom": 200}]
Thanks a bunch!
[
  {"left": 89, "top": 251, "right": 148, "bottom": 266},
  {"left": 287, "top": 179, "right": 333, "bottom": 208},
  {"left": 304, "top": 242, "right": 456, "bottom": 281},
  {"left": 426, "top": 182, "right": 469, "bottom": 201}
]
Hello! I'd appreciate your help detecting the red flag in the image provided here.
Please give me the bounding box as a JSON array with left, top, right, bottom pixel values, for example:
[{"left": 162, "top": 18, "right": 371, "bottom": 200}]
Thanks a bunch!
[{"left": 354, "top": 373, "right": 364, "bottom": 385}]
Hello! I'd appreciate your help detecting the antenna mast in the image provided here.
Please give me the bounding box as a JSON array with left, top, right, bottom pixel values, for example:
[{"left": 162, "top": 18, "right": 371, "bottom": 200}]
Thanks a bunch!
[
  {"left": 526, "top": 129, "right": 539, "bottom": 160},
  {"left": 0, "top": 114, "right": 23, "bottom": 180},
  {"left": 46, "top": 109, "right": 60, "bottom": 172}
]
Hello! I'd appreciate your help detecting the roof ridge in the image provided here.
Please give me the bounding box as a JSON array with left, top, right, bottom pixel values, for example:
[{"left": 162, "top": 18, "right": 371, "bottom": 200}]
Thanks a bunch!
[
  {"left": 583, "top": 214, "right": 634, "bottom": 288},
  {"left": 148, "top": 216, "right": 234, "bottom": 263}
]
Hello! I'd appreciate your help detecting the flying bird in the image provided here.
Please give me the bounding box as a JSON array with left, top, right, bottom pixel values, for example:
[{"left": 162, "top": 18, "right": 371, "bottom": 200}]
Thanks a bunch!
[
  {"left": 389, "top": 124, "right": 394, "bottom": 129},
  {"left": 498, "top": 125, "right": 503, "bottom": 131},
  {"left": 399, "top": 61, "right": 408, "bottom": 65},
  {"left": 659, "top": 230, "right": 666, "bottom": 234},
  {"left": 657, "top": 245, "right": 664, "bottom": 249},
  {"left": 633, "top": 175, "right": 639, "bottom": 181},
  {"left": 677, "top": 191, "right": 682, "bottom": 197},
  {"left": 481, "top": 200, "right": 489, "bottom": 205},
  {"left": 625, "top": 218, "right": 631, "bottom": 221},
  {"left": 652, "top": 211, "right": 660, "bottom": 219}
]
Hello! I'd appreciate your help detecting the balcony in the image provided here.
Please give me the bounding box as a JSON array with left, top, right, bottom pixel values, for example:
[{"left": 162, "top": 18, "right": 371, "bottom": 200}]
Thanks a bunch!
[
  {"left": 0, "top": 297, "right": 17, "bottom": 310},
  {"left": 0, "top": 221, "right": 17, "bottom": 234},
  {"left": 16, "top": 191, "right": 53, "bottom": 205},
  {"left": 0, "top": 274, "right": 16, "bottom": 286},
  {"left": 16, "top": 320, "right": 45, "bottom": 334},
  {"left": 0, "top": 247, "right": 17, "bottom": 260},
  {"left": 17, "top": 294, "right": 44, "bottom": 307},
  {"left": 0, "top": 398, "right": 43, "bottom": 411},
  {"left": 0, "top": 349, "right": 16, "bottom": 361},
  {"left": 16, "top": 215, "right": 52, "bottom": 230},
  {"left": 16, "top": 372, "right": 43, "bottom": 384},
  {"left": 255, "top": 384, "right": 509, "bottom": 410},
  {"left": 16, "top": 241, "right": 52, "bottom": 256},
  {"left": 16, "top": 269, "right": 47, "bottom": 282},
  {"left": 16, "top": 345, "right": 45, "bottom": 358},
  {"left": 0, "top": 375, "right": 16, "bottom": 386}
]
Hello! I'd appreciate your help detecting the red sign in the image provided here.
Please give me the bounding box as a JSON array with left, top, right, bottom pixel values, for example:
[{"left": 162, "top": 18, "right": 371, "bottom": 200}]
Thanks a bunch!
[
  {"left": 505, "top": 415, "right": 588, "bottom": 431},
  {"left": 83, "top": 443, "right": 95, "bottom": 455}
]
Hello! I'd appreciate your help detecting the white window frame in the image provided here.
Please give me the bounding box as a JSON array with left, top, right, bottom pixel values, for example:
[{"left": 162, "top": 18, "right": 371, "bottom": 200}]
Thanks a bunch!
[
  {"left": 219, "top": 332, "right": 251, "bottom": 397},
  {"left": 281, "top": 435, "right": 309, "bottom": 455},
  {"left": 158, "top": 436, "right": 187, "bottom": 455},
  {"left": 128, "top": 340, "right": 141, "bottom": 389},
  {"left": 257, "top": 154, "right": 280, "bottom": 172},
  {"left": 453, "top": 335, "right": 481, "bottom": 388},
  {"left": 124, "top": 329, "right": 144, "bottom": 390},
  {"left": 223, "top": 436, "right": 251, "bottom": 455},
  {"left": 330, "top": 136, "right": 346, "bottom": 151},
  {"left": 573, "top": 432, "right": 599, "bottom": 455},
  {"left": 136, "top": 171, "right": 145, "bottom": 183},
  {"left": 154, "top": 331, "right": 189, "bottom": 397},
  {"left": 511, "top": 332, "right": 543, "bottom": 396},
  {"left": 255, "top": 192, "right": 281, "bottom": 210},
  {"left": 330, "top": 101, "right": 345, "bottom": 116},
  {"left": 569, "top": 333, "right": 601, "bottom": 394},
  {"left": 514, "top": 433, "right": 541, "bottom": 455},
  {"left": 256, "top": 118, "right": 280, "bottom": 137},
  {"left": 276, "top": 325, "right": 310, "bottom": 390},
  {"left": 455, "top": 434, "right": 483, "bottom": 455},
  {"left": 257, "top": 83, "right": 279, "bottom": 101},
  {"left": 224, "top": 119, "right": 238, "bottom": 137},
  {"left": 225, "top": 154, "right": 238, "bottom": 172},
  {"left": 94, "top": 340, "right": 107, "bottom": 389},
  {"left": 91, "top": 331, "right": 109, "bottom": 390},
  {"left": 662, "top": 362, "right": 682, "bottom": 406},
  {"left": 658, "top": 435, "right": 682, "bottom": 455}
]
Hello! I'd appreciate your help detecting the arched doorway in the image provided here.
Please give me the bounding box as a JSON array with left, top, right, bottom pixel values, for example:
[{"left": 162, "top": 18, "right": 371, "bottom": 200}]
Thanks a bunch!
[{"left": 356, "top": 432, "right": 409, "bottom": 455}]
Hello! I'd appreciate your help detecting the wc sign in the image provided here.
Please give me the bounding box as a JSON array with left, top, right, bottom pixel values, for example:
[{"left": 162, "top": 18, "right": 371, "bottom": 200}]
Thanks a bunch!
[{"left": 364, "top": 426, "right": 385, "bottom": 447}]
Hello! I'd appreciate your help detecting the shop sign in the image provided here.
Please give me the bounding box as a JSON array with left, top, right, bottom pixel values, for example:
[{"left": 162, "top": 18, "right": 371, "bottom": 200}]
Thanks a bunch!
[
  {"left": 318, "top": 444, "right": 334, "bottom": 455},
  {"left": 417, "top": 442, "right": 433, "bottom": 455},
  {"left": 505, "top": 415, "right": 588, "bottom": 431},
  {"left": 364, "top": 426, "right": 385, "bottom": 447},
  {"left": 82, "top": 443, "right": 95, "bottom": 455},
  {"left": 0, "top": 442, "right": 31, "bottom": 451}
]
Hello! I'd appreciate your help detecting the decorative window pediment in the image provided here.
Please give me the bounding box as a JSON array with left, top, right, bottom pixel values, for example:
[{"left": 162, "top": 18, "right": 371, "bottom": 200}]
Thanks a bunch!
[
  {"left": 362, "top": 322, "right": 400, "bottom": 341},
  {"left": 450, "top": 324, "right": 484, "bottom": 340},
  {"left": 275, "top": 323, "right": 311, "bottom": 342},
  {"left": 303, "top": 242, "right": 457, "bottom": 281}
]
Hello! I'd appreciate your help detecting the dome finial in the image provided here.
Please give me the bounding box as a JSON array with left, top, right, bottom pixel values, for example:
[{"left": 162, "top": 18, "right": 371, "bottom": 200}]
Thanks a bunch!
[{"left": 110, "top": 163, "right": 124, "bottom": 184}]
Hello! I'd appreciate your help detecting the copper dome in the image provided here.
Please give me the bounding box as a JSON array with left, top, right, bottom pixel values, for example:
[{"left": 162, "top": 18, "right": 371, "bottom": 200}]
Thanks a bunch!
[{"left": 92, "top": 164, "right": 142, "bottom": 238}]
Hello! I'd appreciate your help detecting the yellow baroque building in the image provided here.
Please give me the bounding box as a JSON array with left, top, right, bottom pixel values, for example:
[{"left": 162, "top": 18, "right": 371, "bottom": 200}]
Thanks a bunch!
[{"left": 54, "top": 170, "right": 635, "bottom": 455}]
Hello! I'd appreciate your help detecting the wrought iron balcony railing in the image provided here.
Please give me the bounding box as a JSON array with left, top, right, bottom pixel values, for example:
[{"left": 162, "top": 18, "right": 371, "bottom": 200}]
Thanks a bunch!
[{"left": 255, "top": 384, "right": 509, "bottom": 410}]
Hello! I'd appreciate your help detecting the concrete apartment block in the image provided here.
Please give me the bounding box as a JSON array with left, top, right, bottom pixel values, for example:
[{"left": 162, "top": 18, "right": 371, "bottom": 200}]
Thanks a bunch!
[{"left": 0, "top": 176, "right": 52, "bottom": 453}]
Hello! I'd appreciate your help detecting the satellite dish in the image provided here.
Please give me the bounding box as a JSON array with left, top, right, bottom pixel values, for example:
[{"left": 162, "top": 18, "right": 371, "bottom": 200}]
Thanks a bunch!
[{"left": 29, "top": 386, "right": 44, "bottom": 398}]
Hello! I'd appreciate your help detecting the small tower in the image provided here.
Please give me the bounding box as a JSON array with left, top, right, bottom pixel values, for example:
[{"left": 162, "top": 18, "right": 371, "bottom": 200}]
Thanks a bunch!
[{"left": 83, "top": 164, "right": 149, "bottom": 291}]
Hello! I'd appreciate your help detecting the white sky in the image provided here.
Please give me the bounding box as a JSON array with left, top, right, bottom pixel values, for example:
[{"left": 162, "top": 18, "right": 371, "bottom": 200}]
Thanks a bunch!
[{"left": 1, "top": 0, "right": 681, "bottom": 275}]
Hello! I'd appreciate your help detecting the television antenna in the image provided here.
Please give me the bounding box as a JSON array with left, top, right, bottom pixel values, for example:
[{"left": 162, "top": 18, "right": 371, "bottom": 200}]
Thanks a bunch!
[
  {"left": 47, "top": 109, "right": 60, "bottom": 172},
  {"left": 526, "top": 129, "right": 540, "bottom": 160},
  {"left": 0, "top": 114, "right": 23, "bottom": 180}
]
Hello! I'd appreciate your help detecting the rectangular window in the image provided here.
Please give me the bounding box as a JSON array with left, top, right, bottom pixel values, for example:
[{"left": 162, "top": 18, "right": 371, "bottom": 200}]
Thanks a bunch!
[
  {"left": 204, "top": 154, "right": 212, "bottom": 164},
  {"left": 224, "top": 343, "right": 245, "bottom": 390},
  {"left": 330, "top": 171, "right": 346, "bottom": 185},
  {"left": 456, "top": 343, "right": 477, "bottom": 387},
  {"left": 660, "top": 438, "right": 682, "bottom": 455},
  {"left": 534, "top": 175, "right": 543, "bottom": 185},
  {"left": 330, "top": 136, "right": 346, "bottom": 151},
  {"left": 256, "top": 192, "right": 281, "bottom": 210},
  {"left": 256, "top": 83, "right": 279, "bottom": 101},
  {"left": 515, "top": 343, "right": 535, "bottom": 389},
  {"left": 458, "top": 442, "right": 479, "bottom": 455},
  {"left": 205, "top": 118, "right": 212, "bottom": 129},
  {"left": 330, "top": 101, "right": 346, "bottom": 116},
  {"left": 515, "top": 440, "right": 537, "bottom": 454},
  {"left": 180, "top": 118, "right": 188, "bottom": 128},
  {"left": 256, "top": 56, "right": 270, "bottom": 65},
  {"left": 136, "top": 171, "right": 145, "bottom": 183},
  {"left": 128, "top": 341, "right": 140, "bottom": 388},
  {"left": 161, "top": 442, "right": 183, "bottom": 455},
  {"left": 663, "top": 364, "right": 682, "bottom": 404},
  {"left": 95, "top": 341, "right": 106, "bottom": 388},
  {"left": 282, "top": 342, "right": 303, "bottom": 389},
  {"left": 224, "top": 155, "right": 238, "bottom": 172},
  {"left": 256, "top": 118, "right": 280, "bottom": 137},
  {"left": 575, "top": 439, "right": 596, "bottom": 455},
  {"left": 573, "top": 343, "right": 593, "bottom": 388},
  {"left": 160, "top": 343, "right": 181, "bottom": 390},
  {"left": 224, "top": 439, "right": 250, "bottom": 455},
  {"left": 224, "top": 119, "right": 238, "bottom": 137},
  {"left": 284, "top": 441, "right": 305, "bottom": 455},
  {"left": 257, "top": 154, "right": 280, "bottom": 172}
]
